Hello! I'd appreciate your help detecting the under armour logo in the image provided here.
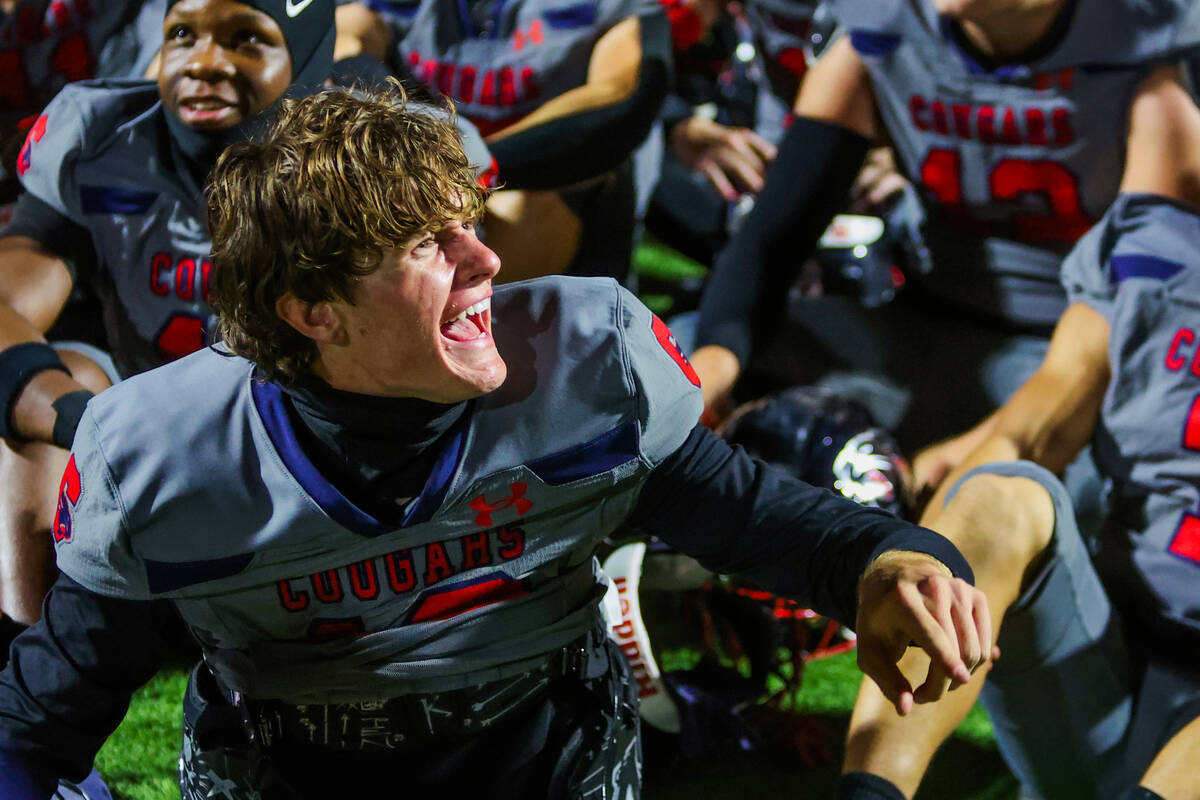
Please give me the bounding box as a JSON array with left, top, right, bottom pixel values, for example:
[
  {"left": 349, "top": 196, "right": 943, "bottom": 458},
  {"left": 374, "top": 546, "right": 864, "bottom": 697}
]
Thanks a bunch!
[
  {"left": 469, "top": 482, "right": 533, "bottom": 527},
  {"left": 285, "top": 0, "right": 314, "bottom": 18},
  {"left": 512, "top": 19, "right": 543, "bottom": 51}
]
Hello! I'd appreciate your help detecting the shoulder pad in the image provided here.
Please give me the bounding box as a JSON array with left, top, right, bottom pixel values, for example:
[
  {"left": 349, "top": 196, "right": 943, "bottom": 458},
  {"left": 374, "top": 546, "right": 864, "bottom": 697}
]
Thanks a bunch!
[
  {"left": 52, "top": 406, "right": 148, "bottom": 599},
  {"left": 1061, "top": 193, "right": 1200, "bottom": 309},
  {"left": 1047, "top": 0, "right": 1200, "bottom": 69},
  {"left": 831, "top": 0, "right": 1200, "bottom": 68},
  {"left": 17, "top": 80, "right": 160, "bottom": 220},
  {"left": 489, "top": 277, "right": 702, "bottom": 466}
]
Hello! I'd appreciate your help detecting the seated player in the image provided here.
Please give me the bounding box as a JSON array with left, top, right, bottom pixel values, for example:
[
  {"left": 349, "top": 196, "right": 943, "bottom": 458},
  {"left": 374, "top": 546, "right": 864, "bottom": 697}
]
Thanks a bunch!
[
  {"left": 333, "top": 0, "right": 671, "bottom": 280},
  {"left": 688, "top": 0, "right": 1200, "bottom": 456},
  {"left": 0, "top": 86, "right": 994, "bottom": 799},
  {"left": 835, "top": 84, "right": 1200, "bottom": 798},
  {"left": 0, "top": 0, "right": 340, "bottom": 653}
]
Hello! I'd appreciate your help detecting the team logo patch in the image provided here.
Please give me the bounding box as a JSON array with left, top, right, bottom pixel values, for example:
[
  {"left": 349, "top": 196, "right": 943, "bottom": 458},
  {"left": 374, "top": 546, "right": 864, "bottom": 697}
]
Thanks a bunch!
[
  {"left": 469, "top": 482, "right": 532, "bottom": 527},
  {"left": 650, "top": 315, "right": 700, "bottom": 387},
  {"left": 54, "top": 454, "right": 81, "bottom": 543}
]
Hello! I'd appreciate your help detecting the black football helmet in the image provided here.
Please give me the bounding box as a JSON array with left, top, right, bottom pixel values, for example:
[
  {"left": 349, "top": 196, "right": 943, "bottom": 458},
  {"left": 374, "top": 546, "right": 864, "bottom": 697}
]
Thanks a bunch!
[{"left": 720, "top": 385, "right": 910, "bottom": 518}]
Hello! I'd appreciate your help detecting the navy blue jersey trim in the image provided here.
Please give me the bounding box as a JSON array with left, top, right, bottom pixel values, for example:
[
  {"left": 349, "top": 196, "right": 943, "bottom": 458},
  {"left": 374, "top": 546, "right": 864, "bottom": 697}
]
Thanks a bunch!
[
  {"left": 79, "top": 186, "right": 158, "bottom": 214},
  {"left": 543, "top": 2, "right": 597, "bottom": 29},
  {"left": 251, "top": 379, "right": 393, "bottom": 537},
  {"left": 526, "top": 419, "right": 638, "bottom": 486},
  {"left": 144, "top": 552, "right": 254, "bottom": 593},
  {"left": 848, "top": 29, "right": 901, "bottom": 57},
  {"left": 402, "top": 405, "right": 470, "bottom": 527},
  {"left": 1107, "top": 254, "right": 1185, "bottom": 285}
]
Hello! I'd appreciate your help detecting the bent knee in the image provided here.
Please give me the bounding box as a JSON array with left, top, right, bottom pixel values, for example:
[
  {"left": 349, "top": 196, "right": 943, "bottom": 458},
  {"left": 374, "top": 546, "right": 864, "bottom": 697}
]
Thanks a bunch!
[{"left": 937, "top": 471, "right": 1056, "bottom": 582}]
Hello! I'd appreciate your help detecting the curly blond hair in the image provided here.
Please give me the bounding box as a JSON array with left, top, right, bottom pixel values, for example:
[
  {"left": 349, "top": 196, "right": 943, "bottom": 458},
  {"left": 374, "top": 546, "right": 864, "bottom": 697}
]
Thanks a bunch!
[{"left": 207, "top": 86, "right": 488, "bottom": 382}]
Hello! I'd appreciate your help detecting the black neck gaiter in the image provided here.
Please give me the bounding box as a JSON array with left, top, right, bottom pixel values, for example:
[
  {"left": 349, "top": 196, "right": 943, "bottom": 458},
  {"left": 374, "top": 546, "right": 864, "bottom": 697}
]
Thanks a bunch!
[{"left": 280, "top": 376, "right": 468, "bottom": 522}]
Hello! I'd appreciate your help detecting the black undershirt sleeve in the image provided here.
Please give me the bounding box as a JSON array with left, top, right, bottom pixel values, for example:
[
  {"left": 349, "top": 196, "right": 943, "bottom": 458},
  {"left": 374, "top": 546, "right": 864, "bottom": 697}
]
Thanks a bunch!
[
  {"left": 486, "top": 11, "right": 671, "bottom": 189},
  {"left": 695, "top": 116, "right": 872, "bottom": 364},
  {"left": 0, "top": 574, "right": 176, "bottom": 793},
  {"left": 629, "top": 425, "right": 973, "bottom": 629}
]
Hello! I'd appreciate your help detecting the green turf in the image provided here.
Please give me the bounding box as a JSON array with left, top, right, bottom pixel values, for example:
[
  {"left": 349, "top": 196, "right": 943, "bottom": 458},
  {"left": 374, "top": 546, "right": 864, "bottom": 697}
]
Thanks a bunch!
[{"left": 95, "top": 668, "right": 187, "bottom": 800}]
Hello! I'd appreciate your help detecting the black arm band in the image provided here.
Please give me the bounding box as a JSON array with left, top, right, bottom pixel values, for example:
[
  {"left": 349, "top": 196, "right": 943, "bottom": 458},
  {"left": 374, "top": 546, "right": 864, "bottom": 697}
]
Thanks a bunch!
[
  {"left": 834, "top": 772, "right": 907, "bottom": 800},
  {"left": 487, "top": 11, "right": 672, "bottom": 189},
  {"left": 0, "top": 342, "right": 69, "bottom": 442},
  {"left": 51, "top": 389, "right": 93, "bottom": 450},
  {"left": 695, "top": 116, "right": 872, "bottom": 363}
]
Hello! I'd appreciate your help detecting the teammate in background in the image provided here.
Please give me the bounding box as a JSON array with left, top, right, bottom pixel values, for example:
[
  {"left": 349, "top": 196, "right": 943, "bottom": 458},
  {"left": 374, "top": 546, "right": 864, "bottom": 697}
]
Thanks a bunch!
[
  {"left": 0, "top": 87, "right": 994, "bottom": 799},
  {"left": 836, "top": 152, "right": 1200, "bottom": 798},
  {"left": 646, "top": 0, "right": 808, "bottom": 265},
  {"left": 0, "top": 0, "right": 166, "bottom": 221},
  {"left": 333, "top": 0, "right": 671, "bottom": 281},
  {"left": 0, "top": 0, "right": 340, "bottom": 659},
  {"left": 688, "top": 0, "right": 1200, "bottom": 456}
]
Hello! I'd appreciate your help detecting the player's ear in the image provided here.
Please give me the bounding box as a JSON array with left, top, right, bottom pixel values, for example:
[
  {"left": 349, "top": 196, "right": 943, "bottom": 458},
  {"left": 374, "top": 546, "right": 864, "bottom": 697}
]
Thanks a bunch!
[{"left": 275, "top": 292, "right": 347, "bottom": 346}]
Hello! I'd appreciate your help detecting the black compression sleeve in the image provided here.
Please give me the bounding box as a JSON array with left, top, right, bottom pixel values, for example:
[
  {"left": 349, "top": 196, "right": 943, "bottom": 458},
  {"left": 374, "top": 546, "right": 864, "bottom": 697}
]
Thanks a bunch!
[
  {"left": 0, "top": 574, "right": 176, "bottom": 788},
  {"left": 695, "top": 116, "right": 872, "bottom": 363},
  {"left": 629, "top": 425, "right": 973, "bottom": 628},
  {"left": 486, "top": 11, "right": 671, "bottom": 189}
]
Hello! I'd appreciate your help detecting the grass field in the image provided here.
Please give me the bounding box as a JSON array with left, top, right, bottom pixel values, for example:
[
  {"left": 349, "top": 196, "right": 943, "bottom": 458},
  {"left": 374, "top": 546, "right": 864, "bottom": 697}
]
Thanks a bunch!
[{"left": 92, "top": 242, "right": 1019, "bottom": 798}]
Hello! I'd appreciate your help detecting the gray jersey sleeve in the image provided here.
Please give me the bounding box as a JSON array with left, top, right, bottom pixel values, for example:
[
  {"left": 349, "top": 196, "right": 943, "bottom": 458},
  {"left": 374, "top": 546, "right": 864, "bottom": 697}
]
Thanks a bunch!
[
  {"left": 615, "top": 285, "right": 704, "bottom": 466},
  {"left": 15, "top": 86, "right": 90, "bottom": 221},
  {"left": 51, "top": 408, "right": 149, "bottom": 600},
  {"left": 1061, "top": 193, "right": 1200, "bottom": 317}
]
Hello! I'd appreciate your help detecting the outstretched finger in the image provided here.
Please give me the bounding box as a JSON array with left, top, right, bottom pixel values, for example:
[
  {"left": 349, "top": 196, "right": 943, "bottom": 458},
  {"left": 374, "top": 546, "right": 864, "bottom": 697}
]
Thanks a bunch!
[
  {"left": 900, "top": 581, "right": 970, "bottom": 685},
  {"left": 973, "top": 588, "right": 995, "bottom": 672},
  {"left": 700, "top": 160, "right": 738, "bottom": 201},
  {"left": 951, "top": 584, "right": 982, "bottom": 673}
]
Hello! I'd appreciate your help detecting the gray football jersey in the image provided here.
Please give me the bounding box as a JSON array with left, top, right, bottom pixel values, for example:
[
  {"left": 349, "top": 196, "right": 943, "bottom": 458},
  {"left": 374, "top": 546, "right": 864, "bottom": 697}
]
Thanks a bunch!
[
  {"left": 1060, "top": 194, "right": 1200, "bottom": 646},
  {"left": 368, "top": 0, "right": 663, "bottom": 135},
  {"left": 831, "top": 0, "right": 1200, "bottom": 327},
  {"left": 15, "top": 80, "right": 496, "bottom": 378},
  {"left": 52, "top": 277, "right": 703, "bottom": 703}
]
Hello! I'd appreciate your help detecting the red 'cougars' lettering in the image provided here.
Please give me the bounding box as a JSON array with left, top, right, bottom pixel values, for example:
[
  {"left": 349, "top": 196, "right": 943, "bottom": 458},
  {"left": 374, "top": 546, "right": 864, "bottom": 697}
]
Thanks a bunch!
[
  {"left": 407, "top": 50, "right": 541, "bottom": 115},
  {"left": 1165, "top": 327, "right": 1200, "bottom": 377},
  {"left": 276, "top": 524, "right": 527, "bottom": 612},
  {"left": 909, "top": 95, "right": 1074, "bottom": 147},
  {"left": 149, "top": 252, "right": 212, "bottom": 301}
]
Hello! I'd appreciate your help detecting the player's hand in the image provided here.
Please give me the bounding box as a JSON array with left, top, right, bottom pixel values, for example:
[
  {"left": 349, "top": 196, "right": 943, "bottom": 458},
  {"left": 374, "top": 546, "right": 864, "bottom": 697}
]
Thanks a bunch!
[
  {"left": 849, "top": 147, "right": 908, "bottom": 212},
  {"left": 910, "top": 427, "right": 992, "bottom": 513},
  {"left": 670, "top": 116, "right": 777, "bottom": 201},
  {"left": 854, "top": 550, "right": 995, "bottom": 716},
  {"left": 690, "top": 344, "right": 741, "bottom": 427}
]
